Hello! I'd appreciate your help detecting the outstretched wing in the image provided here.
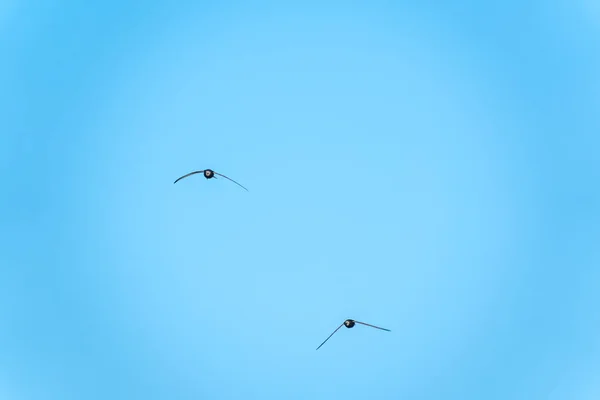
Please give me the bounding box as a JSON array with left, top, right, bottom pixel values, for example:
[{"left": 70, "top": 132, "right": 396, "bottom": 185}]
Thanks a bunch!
[
  {"left": 354, "top": 321, "right": 391, "bottom": 332},
  {"left": 214, "top": 171, "right": 249, "bottom": 191},
  {"left": 174, "top": 170, "right": 204, "bottom": 184},
  {"left": 316, "top": 322, "right": 345, "bottom": 350}
]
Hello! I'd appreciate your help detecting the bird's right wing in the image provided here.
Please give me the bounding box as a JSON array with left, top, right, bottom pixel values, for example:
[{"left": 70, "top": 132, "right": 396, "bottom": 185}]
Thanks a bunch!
[
  {"left": 174, "top": 170, "right": 204, "bottom": 184},
  {"left": 316, "top": 322, "right": 345, "bottom": 350},
  {"left": 354, "top": 321, "right": 391, "bottom": 332},
  {"left": 214, "top": 172, "right": 249, "bottom": 191}
]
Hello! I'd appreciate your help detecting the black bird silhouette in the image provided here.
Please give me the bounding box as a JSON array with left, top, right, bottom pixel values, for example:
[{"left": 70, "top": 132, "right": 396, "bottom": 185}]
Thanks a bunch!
[
  {"left": 316, "top": 319, "right": 390, "bottom": 350},
  {"left": 173, "top": 169, "right": 248, "bottom": 191}
]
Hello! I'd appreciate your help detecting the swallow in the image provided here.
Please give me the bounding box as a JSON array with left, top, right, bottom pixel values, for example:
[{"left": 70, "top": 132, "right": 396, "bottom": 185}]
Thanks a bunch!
[
  {"left": 316, "top": 319, "right": 390, "bottom": 350},
  {"left": 173, "top": 169, "right": 248, "bottom": 191}
]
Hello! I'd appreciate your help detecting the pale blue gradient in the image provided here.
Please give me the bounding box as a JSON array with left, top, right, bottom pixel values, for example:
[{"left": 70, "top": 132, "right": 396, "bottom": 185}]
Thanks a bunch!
[{"left": 1, "top": 2, "right": 599, "bottom": 399}]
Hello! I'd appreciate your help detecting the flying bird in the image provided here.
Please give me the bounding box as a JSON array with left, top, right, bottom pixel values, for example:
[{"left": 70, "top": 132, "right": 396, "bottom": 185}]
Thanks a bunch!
[
  {"left": 316, "top": 319, "right": 390, "bottom": 350},
  {"left": 173, "top": 169, "right": 248, "bottom": 191}
]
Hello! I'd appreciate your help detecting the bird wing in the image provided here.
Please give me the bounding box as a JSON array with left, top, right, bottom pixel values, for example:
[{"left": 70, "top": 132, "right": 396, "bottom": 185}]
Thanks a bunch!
[
  {"left": 174, "top": 170, "right": 204, "bottom": 184},
  {"left": 214, "top": 171, "right": 249, "bottom": 191},
  {"left": 316, "top": 322, "right": 345, "bottom": 350},
  {"left": 354, "top": 321, "right": 391, "bottom": 332}
]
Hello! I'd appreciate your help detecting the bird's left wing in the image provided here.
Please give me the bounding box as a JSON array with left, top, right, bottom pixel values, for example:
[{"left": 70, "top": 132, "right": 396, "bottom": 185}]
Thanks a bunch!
[{"left": 316, "top": 322, "right": 345, "bottom": 350}]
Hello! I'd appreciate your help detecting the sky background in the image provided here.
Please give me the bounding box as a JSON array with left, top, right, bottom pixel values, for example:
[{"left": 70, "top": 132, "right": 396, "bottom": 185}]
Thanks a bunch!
[{"left": 1, "top": 1, "right": 599, "bottom": 399}]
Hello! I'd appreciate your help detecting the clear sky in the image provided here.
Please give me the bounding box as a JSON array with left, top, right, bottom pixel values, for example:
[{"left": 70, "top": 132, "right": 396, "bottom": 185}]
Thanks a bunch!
[{"left": 1, "top": 1, "right": 599, "bottom": 399}]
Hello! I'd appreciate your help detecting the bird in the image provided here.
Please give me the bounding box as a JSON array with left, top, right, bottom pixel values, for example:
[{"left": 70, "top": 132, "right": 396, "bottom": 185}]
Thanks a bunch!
[
  {"left": 316, "top": 319, "right": 390, "bottom": 350},
  {"left": 173, "top": 169, "right": 248, "bottom": 191}
]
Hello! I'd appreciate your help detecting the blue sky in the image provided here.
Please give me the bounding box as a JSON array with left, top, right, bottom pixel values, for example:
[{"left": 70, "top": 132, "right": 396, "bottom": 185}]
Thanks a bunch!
[{"left": 1, "top": 1, "right": 599, "bottom": 399}]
